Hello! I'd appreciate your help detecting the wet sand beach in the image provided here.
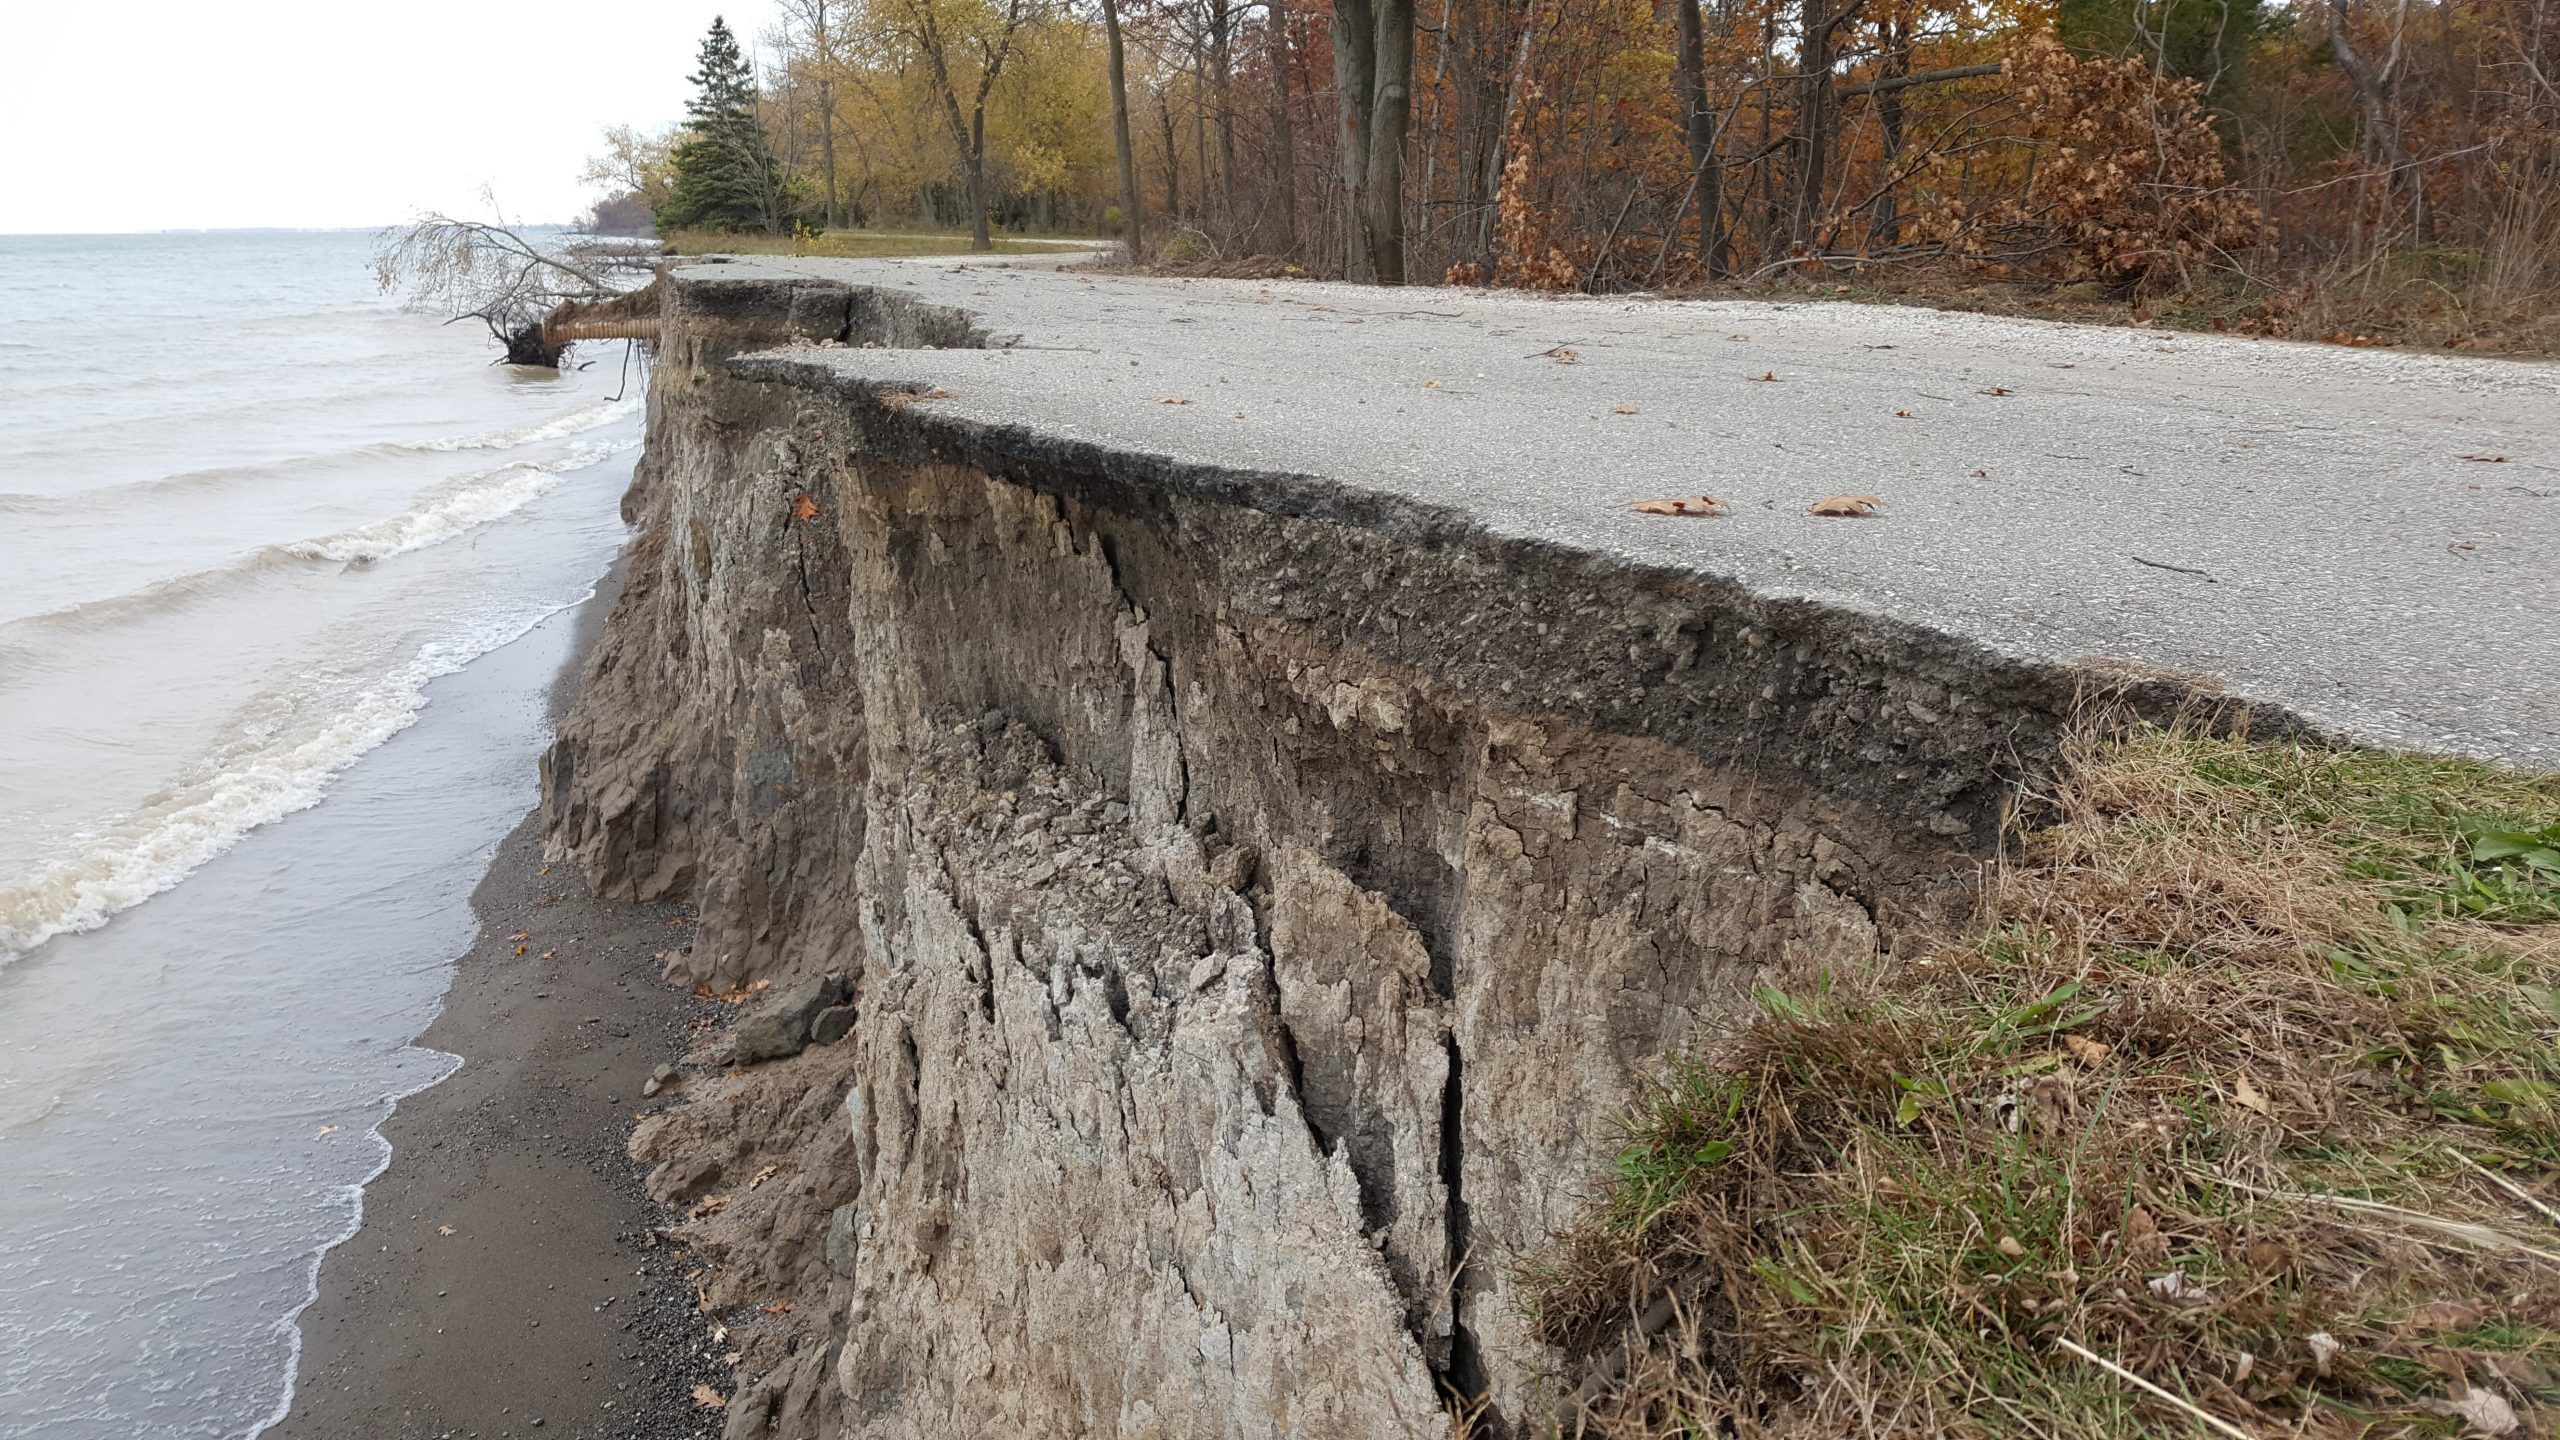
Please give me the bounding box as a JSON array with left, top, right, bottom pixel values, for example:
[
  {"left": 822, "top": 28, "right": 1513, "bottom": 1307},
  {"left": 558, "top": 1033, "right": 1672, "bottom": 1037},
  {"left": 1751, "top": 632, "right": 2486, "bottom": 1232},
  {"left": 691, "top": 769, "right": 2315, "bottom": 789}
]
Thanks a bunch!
[{"left": 268, "top": 570, "right": 725, "bottom": 1440}]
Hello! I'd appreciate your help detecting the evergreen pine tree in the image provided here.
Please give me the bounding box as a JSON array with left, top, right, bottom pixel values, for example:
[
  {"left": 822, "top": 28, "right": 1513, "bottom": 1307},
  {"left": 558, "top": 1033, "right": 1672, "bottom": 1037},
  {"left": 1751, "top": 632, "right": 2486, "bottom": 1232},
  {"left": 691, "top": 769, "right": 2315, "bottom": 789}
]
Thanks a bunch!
[{"left": 658, "top": 18, "right": 788, "bottom": 233}]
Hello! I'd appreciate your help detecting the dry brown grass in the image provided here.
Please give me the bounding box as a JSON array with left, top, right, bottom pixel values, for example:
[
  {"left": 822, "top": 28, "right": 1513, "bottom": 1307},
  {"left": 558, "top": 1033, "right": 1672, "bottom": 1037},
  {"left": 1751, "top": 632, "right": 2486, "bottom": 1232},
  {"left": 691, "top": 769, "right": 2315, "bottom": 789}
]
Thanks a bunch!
[{"left": 1521, "top": 724, "right": 2560, "bottom": 1438}]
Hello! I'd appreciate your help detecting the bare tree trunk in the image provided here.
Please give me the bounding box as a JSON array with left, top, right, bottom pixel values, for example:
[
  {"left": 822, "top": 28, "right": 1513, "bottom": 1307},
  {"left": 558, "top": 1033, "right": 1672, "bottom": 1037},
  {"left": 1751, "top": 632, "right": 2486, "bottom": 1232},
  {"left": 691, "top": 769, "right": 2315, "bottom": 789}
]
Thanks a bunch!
[
  {"left": 1791, "top": 0, "right": 1860, "bottom": 251},
  {"left": 1472, "top": 0, "right": 1537, "bottom": 262},
  {"left": 1752, "top": 7, "right": 1779, "bottom": 255},
  {"left": 1212, "top": 0, "right": 1239, "bottom": 233},
  {"left": 1268, "top": 0, "right": 1300, "bottom": 253},
  {"left": 1363, "top": 0, "right": 1416, "bottom": 282},
  {"left": 1333, "top": 0, "right": 1378, "bottom": 278},
  {"left": 1671, "top": 0, "right": 1726, "bottom": 276},
  {"left": 2325, "top": 0, "right": 2433, "bottom": 243},
  {"left": 1160, "top": 99, "right": 1185, "bottom": 220},
  {"left": 815, "top": 0, "right": 842, "bottom": 228},
  {"left": 1870, "top": 15, "right": 1909, "bottom": 249},
  {"left": 819, "top": 75, "right": 841, "bottom": 227},
  {"left": 967, "top": 108, "right": 993, "bottom": 249},
  {"left": 1417, "top": 0, "right": 1456, "bottom": 271},
  {"left": 1192, "top": 61, "right": 1212, "bottom": 223},
  {"left": 1103, "top": 0, "right": 1145, "bottom": 259}
]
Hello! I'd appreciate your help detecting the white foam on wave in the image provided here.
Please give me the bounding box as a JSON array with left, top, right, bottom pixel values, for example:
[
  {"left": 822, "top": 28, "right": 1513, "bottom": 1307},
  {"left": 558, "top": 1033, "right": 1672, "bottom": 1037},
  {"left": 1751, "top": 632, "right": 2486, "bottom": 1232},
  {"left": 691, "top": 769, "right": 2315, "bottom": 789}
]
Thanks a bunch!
[
  {"left": 285, "top": 436, "right": 635, "bottom": 564},
  {"left": 0, "top": 393, "right": 640, "bottom": 515},
  {"left": 0, "top": 601, "right": 585, "bottom": 967},
  {"left": 400, "top": 393, "right": 641, "bottom": 453},
  {"left": 0, "top": 439, "right": 639, "bottom": 649}
]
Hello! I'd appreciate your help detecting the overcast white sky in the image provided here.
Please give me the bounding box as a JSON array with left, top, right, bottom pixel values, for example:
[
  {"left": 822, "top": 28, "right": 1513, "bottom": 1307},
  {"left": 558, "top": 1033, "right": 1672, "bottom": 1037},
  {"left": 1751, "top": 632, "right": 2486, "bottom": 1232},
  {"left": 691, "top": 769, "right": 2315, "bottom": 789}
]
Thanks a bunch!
[{"left": 0, "top": 0, "right": 787, "bottom": 234}]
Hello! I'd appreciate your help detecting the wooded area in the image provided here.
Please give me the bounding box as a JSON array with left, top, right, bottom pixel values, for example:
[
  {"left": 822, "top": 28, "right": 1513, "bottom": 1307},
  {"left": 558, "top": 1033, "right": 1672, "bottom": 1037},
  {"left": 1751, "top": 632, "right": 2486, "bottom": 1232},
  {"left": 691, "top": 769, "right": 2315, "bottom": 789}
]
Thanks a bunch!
[{"left": 595, "top": 0, "right": 2560, "bottom": 343}]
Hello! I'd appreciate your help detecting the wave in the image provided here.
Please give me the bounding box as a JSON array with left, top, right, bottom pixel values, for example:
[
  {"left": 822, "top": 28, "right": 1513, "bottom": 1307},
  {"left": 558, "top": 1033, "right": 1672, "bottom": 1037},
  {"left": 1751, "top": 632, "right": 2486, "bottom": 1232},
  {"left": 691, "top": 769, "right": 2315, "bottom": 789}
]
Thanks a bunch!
[
  {"left": 396, "top": 394, "right": 640, "bottom": 453},
  {"left": 245, "top": 1044, "right": 463, "bottom": 1440},
  {"left": 285, "top": 436, "right": 632, "bottom": 563},
  {"left": 0, "top": 446, "right": 411, "bottom": 516},
  {"left": 0, "top": 395, "right": 638, "bottom": 514},
  {"left": 0, "top": 438, "right": 635, "bottom": 641},
  {"left": 0, "top": 599, "right": 591, "bottom": 967}
]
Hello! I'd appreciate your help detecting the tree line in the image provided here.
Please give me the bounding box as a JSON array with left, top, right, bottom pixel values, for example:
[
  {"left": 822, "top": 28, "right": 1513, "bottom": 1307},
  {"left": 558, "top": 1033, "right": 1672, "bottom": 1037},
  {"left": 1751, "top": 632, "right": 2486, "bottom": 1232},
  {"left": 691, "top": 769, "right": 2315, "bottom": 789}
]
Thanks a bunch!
[{"left": 590, "top": 0, "right": 2559, "bottom": 335}]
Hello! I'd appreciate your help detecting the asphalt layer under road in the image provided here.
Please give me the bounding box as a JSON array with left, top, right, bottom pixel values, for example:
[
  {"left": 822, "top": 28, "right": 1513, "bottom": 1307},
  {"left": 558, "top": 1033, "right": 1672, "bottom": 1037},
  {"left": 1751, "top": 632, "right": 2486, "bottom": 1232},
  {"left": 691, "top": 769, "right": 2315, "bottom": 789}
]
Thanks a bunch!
[{"left": 704, "top": 255, "right": 2559, "bottom": 769}]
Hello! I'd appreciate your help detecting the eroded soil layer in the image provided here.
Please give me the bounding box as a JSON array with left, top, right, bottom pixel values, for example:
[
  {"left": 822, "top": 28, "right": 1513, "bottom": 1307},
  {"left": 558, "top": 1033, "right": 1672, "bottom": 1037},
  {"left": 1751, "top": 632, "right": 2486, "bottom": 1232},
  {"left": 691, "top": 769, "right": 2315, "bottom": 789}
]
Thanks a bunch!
[{"left": 541, "top": 273, "right": 2240, "bottom": 1437}]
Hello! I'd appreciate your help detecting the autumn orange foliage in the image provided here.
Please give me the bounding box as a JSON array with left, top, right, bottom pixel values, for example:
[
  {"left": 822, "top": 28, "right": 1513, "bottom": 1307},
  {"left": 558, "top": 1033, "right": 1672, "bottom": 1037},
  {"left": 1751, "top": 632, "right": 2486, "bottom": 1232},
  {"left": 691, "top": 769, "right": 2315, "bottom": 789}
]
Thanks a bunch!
[
  {"left": 725, "top": 0, "right": 2557, "bottom": 345},
  {"left": 1923, "top": 39, "right": 2270, "bottom": 292}
]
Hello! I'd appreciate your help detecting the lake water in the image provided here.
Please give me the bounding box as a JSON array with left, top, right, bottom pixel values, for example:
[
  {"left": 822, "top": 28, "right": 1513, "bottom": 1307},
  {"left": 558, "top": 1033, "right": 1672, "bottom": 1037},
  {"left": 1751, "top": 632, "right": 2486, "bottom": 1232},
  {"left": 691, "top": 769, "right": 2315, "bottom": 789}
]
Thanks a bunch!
[{"left": 0, "top": 230, "right": 640, "bottom": 1437}]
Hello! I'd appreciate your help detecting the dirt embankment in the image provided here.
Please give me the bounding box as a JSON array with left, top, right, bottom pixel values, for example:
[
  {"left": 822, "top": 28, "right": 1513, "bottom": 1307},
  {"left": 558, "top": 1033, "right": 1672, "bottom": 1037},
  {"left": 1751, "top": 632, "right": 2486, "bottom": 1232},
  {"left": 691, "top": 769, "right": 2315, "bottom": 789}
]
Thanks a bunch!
[{"left": 527, "top": 267, "right": 2296, "bottom": 1438}]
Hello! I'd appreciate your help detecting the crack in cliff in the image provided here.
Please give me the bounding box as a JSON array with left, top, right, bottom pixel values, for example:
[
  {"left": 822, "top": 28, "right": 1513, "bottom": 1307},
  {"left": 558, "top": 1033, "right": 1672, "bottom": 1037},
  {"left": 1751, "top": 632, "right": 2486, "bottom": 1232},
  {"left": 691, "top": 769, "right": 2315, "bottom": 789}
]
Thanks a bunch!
[
  {"left": 1270, "top": 1012, "right": 1317, "bottom": 1149},
  {"left": 785, "top": 503, "right": 830, "bottom": 657},
  {"left": 1435, "top": 1031, "right": 1488, "bottom": 1422}
]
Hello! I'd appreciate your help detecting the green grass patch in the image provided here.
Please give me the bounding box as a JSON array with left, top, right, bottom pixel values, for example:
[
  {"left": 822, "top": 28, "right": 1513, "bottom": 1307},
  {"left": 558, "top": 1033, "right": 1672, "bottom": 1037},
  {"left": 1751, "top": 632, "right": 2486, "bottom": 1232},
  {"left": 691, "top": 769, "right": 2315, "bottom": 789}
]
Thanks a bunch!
[{"left": 1523, "top": 728, "right": 2560, "bottom": 1437}]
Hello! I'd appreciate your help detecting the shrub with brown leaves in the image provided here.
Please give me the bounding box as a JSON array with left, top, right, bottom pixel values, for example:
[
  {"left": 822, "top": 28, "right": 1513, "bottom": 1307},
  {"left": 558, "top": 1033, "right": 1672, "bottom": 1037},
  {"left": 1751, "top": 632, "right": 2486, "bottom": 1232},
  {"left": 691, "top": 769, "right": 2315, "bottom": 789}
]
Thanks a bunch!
[{"left": 1923, "top": 38, "right": 2271, "bottom": 294}]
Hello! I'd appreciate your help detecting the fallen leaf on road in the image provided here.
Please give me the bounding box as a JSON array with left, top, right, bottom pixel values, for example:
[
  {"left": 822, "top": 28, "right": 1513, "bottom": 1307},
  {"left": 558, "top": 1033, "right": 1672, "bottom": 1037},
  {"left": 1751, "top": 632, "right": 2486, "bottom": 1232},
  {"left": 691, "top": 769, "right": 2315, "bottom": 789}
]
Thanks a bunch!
[
  {"left": 1157, "top": 397, "right": 1193, "bottom": 405},
  {"left": 1424, "top": 380, "right": 1444, "bottom": 388},
  {"left": 1895, "top": 410, "right": 1915, "bottom": 418},
  {"left": 438, "top": 1225, "right": 456, "bottom": 1236},
  {"left": 1612, "top": 406, "right": 1640, "bottom": 415},
  {"left": 1752, "top": 371, "right": 1779, "bottom": 382},
  {"left": 1971, "top": 469, "right": 1990, "bottom": 478},
  {"left": 787, "top": 493, "right": 820, "bottom": 522},
  {"left": 693, "top": 1385, "right": 727, "bottom": 1411},
  {"left": 2457, "top": 453, "right": 2510, "bottom": 463},
  {"left": 1978, "top": 386, "right": 2012, "bottom": 396},
  {"left": 1633, "top": 496, "right": 1725, "bottom": 517},
  {"left": 1810, "top": 494, "right": 1882, "bottom": 517},
  {"left": 316, "top": 1124, "right": 340, "bottom": 1137},
  {"left": 507, "top": 931, "right": 530, "bottom": 942},
  {"left": 1546, "top": 346, "right": 1581, "bottom": 364}
]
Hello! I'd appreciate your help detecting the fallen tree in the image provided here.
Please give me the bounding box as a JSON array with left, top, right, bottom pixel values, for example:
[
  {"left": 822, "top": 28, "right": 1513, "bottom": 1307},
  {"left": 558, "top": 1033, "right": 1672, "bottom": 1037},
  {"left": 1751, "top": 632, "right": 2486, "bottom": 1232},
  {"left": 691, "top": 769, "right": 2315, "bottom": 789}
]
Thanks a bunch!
[{"left": 374, "top": 215, "right": 657, "bottom": 367}]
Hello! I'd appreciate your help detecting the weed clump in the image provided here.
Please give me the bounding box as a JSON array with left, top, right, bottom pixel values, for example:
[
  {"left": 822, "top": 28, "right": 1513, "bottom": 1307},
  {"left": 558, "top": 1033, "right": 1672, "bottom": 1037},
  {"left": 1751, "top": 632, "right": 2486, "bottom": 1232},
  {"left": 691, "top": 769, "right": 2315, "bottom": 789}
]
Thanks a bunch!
[{"left": 1524, "top": 727, "right": 2560, "bottom": 1438}]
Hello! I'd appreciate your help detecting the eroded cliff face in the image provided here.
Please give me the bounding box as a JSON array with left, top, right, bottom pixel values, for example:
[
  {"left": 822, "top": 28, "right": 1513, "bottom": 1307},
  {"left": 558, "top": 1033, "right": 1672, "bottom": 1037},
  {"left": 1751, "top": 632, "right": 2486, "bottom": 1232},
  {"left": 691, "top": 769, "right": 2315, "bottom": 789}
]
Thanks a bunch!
[{"left": 543, "top": 271, "right": 2131, "bottom": 1437}]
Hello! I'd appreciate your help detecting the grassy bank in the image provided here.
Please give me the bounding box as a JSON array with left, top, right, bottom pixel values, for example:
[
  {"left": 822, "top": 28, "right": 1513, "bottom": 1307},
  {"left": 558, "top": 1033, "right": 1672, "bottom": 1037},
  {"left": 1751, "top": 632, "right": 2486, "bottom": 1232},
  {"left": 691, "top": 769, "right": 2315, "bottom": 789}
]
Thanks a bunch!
[
  {"left": 1527, "top": 726, "right": 2560, "bottom": 1438},
  {"left": 659, "top": 228, "right": 1096, "bottom": 261}
]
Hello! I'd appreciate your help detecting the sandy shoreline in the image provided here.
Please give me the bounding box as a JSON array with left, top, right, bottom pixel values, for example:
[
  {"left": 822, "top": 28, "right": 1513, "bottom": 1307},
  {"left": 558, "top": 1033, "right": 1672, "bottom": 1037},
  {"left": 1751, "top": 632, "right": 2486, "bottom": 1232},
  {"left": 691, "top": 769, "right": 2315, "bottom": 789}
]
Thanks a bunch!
[{"left": 268, "top": 564, "right": 725, "bottom": 1440}]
